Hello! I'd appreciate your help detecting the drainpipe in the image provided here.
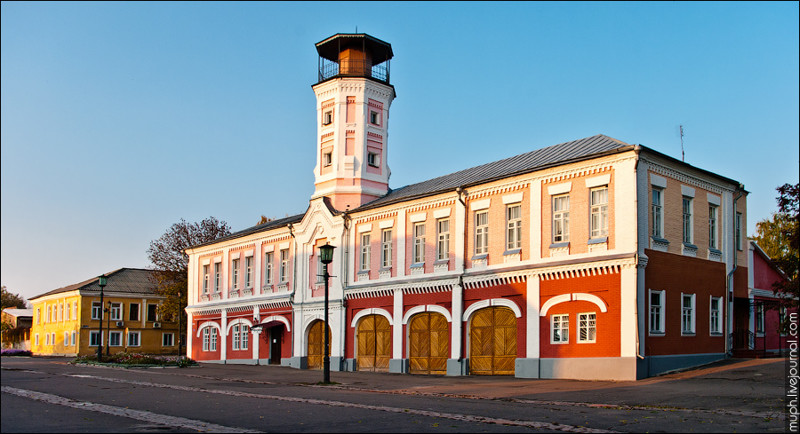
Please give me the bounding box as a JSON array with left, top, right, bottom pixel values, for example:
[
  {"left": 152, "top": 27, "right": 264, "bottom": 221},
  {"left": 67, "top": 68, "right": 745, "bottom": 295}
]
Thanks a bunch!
[
  {"left": 455, "top": 186, "right": 468, "bottom": 366},
  {"left": 341, "top": 210, "right": 351, "bottom": 369},
  {"left": 288, "top": 222, "right": 297, "bottom": 364},
  {"left": 726, "top": 186, "right": 744, "bottom": 356},
  {"left": 633, "top": 146, "right": 646, "bottom": 362}
]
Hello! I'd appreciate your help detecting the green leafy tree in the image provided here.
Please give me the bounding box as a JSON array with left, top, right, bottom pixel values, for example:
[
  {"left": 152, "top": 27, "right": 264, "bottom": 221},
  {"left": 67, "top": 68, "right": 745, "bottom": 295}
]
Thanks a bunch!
[
  {"left": 146, "top": 217, "right": 232, "bottom": 327},
  {"left": 1, "top": 286, "right": 28, "bottom": 310},
  {"left": 753, "top": 183, "right": 799, "bottom": 308}
]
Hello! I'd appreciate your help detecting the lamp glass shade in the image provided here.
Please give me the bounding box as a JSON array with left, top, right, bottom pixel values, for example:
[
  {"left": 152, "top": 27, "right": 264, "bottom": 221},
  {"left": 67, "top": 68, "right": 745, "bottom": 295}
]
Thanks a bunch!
[
  {"left": 319, "top": 243, "right": 336, "bottom": 264},
  {"left": 98, "top": 275, "right": 107, "bottom": 287}
]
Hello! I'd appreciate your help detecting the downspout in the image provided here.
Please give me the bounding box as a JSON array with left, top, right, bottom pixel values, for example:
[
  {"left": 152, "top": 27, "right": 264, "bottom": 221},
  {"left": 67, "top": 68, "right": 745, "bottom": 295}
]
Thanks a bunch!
[
  {"left": 288, "top": 223, "right": 297, "bottom": 362},
  {"left": 456, "top": 186, "right": 467, "bottom": 365},
  {"left": 340, "top": 210, "right": 351, "bottom": 368},
  {"left": 633, "top": 146, "right": 645, "bottom": 361},
  {"left": 726, "top": 186, "right": 744, "bottom": 356}
]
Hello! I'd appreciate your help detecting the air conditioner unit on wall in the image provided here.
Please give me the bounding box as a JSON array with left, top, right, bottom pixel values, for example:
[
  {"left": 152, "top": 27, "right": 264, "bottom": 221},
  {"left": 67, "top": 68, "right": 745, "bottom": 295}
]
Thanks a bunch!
[
  {"left": 153, "top": 322, "right": 161, "bottom": 328},
  {"left": 115, "top": 321, "right": 124, "bottom": 327}
]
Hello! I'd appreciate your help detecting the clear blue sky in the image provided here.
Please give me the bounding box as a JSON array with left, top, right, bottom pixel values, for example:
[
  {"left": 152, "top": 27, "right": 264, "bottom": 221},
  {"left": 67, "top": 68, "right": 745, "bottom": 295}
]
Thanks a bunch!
[{"left": 2, "top": 2, "right": 798, "bottom": 302}]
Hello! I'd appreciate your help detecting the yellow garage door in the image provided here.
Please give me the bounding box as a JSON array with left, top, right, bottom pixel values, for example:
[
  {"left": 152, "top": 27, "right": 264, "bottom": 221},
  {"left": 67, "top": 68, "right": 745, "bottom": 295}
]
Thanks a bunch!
[
  {"left": 307, "top": 320, "right": 330, "bottom": 370},
  {"left": 469, "top": 307, "right": 516, "bottom": 375},
  {"left": 357, "top": 314, "right": 391, "bottom": 372},
  {"left": 409, "top": 312, "right": 449, "bottom": 375}
]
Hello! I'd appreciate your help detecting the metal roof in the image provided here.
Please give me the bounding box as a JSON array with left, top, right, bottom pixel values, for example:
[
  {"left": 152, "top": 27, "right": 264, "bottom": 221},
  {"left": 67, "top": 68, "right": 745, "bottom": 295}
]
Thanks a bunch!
[
  {"left": 29, "top": 268, "right": 160, "bottom": 300},
  {"left": 315, "top": 33, "right": 394, "bottom": 63},
  {"left": 356, "top": 134, "right": 634, "bottom": 210},
  {"left": 188, "top": 213, "right": 306, "bottom": 250}
]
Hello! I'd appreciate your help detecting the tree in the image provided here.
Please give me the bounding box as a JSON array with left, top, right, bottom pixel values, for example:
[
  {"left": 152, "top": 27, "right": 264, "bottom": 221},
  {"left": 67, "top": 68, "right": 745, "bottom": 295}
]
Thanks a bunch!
[
  {"left": 753, "top": 182, "right": 799, "bottom": 308},
  {"left": 146, "top": 217, "right": 232, "bottom": 329},
  {"left": 257, "top": 215, "right": 275, "bottom": 225},
  {"left": 1, "top": 286, "right": 28, "bottom": 310}
]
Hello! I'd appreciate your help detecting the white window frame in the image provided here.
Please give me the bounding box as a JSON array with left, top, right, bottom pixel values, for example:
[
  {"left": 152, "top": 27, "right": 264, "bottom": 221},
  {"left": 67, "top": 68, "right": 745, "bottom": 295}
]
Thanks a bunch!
[
  {"left": 367, "top": 152, "right": 380, "bottom": 167},
  {"left": 35, "top": 334, "right": 40, "bottom": 346},
  {"left": 202, "top": 327, "right": 210, "bottom": 351},
  {"left": 682, "top": 196, "right": 693, "bottom": 244},
  {"left": 552, "top": 194, "right": 570, "bottom": 243},
  {"left": 590, "top": 186, "right": 609, "bottom": 238},
  {"left": 506, "top": 204, "right": 522, "bottom": 250},
  {"left": 708, "top": 205, "right": 718, "bottom": 249},
  {"left": 413, "top": 222, "right": 426, "bottom": 264},
  {"left": 322, "top": 110, "right": 333, "bottom": 125},
  {"left": 127, "top": 330, "right": 141, "bottom": 347},
  {"left": 45, "top": 333, "right": 50, "bottom": 346},
  {"left": 279, "top": 249, "right": 289, "bottom": 283},
  {"left": 163, "top": 333, "right": 175, "bottom": 347},
  {"left": 66, "top": 302, "right": 71, "bottom": 321},
  {"left": 652, "top": 188, "right": 663, "bottom": 238},
  {"left": 381, "top": 229, "right": 392, "bottom": 268},
  {"left": 91, "top": 302, "right": 102, "bottom": 320},
  {"left": 232, "top": 324, "right": 240, "bottom": 351},
  {"left": 437, "top": 218, "right": 450, "bottom": 261},
  {"left": 109, "top": 331, "right": 123, "bottom": 347},
  {"left": 369, "top": 110, "right": 380, "bottom": 125},
  {"left": 474, "top": 211, "right": 489, "bottom": 255},
  {"left": 71, "top": 331, "right": 76, "bottom": 346},
  {"left": 245, "top": 256, "right": 253, "bottom": 288},
  {"left": 551, "top": 314, "right": 569, "bottom": 344},
  {"left": 755, "top": 304, "right": 765, "bottom": 334},
  {"left": 709, "top": 296, "right": 722, "bottom": 335},
  {"left": 265, "top": 252, "right": 274, "bottom": 285},
  {"left": 241, "top": 325, "right": 249, "bottom": 350},
  {"left": 681, "top": 293, "right": 696, "bottom": 335},
  {"left": 202, "top": 264, "right": 210, "bottom": 294},
  {"left": 323, "top": 152, "right": 332, "bottom": 167},
  {"left": 649, "top": 289, "right": 665, "bottom": 334},
  {"left": 129, "top": 303, "right": 140, "bottom": 321},
  {"left": 51, "top": 332, "right": 56, "bottom": 346},
  {"left": 577, "top": 312, "right": 597, "bottom": 343},
  {"left": 109, "top": 303, "right": 122, "bottom": 321},
  {"left": 89, "top": 331, "right": 102, "bottom": 347},
  {"left": 360, "top": 233, "right": 371, "bottom": 271},
  {"left": 147, "top": 304, "right": 158, "bottom": 322},
  {"left": 64, "top": 331, "right": 70, "bottom": 346},
  {"left": 232, "top": 258, "right": 240, "bottom": 290},
  {"left": 214, "top": 262, "right": 221, "bottom": 292}
]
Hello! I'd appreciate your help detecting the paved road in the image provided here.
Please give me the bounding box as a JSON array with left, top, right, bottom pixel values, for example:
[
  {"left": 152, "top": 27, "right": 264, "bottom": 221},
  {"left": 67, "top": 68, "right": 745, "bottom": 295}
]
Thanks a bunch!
[{"left": 0, "top": 357, "right": 788, "bottom": 433}]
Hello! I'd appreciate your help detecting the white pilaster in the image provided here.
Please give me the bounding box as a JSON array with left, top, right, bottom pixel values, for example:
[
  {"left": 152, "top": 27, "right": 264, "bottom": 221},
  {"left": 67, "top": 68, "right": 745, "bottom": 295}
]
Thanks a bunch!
[
  {"left": 620, "top": 266, "right": 637, "bottom": 357},
  {"left": 455, "top": 195, "right": 466, "bottom": 272},
  {"left": 531, "top": 181, "right": 542, "bottom": 260},
  {"left": 220, "top": 309, "right": 228, "bottom": 361},
  {"left": 393, "top": 289, "right": 403, "bottom": 360},
  {"left": 451, "top": 284, "right": 463, "bottom": 359},
  {"left": 397, "top": 209, "right": 406, "bottom": 276},
  {"left": 186, "top": 311, "right": 193, "bottom": 357},
  {"left": 526, "top": 276, "right": 540, "bottom": 358}
]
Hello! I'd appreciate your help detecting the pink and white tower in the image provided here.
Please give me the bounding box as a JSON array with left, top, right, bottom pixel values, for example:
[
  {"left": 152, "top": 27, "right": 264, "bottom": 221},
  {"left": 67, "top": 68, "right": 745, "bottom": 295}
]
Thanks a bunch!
[{"left": 311, "top": 34, "right": 396, "bottom": 212}]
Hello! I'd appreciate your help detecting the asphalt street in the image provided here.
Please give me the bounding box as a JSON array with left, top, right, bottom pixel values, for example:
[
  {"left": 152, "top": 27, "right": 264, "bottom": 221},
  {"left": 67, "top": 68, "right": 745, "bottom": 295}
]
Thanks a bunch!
[{"left": 0, "top": 356, "right": 788, "bottom": 433}]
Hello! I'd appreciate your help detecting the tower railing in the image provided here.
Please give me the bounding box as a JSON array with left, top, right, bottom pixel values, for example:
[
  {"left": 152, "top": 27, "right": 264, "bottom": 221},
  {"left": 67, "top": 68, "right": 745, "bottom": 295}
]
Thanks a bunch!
[{"left": 318, "top": 58, "right": 390, "bottom": 84}]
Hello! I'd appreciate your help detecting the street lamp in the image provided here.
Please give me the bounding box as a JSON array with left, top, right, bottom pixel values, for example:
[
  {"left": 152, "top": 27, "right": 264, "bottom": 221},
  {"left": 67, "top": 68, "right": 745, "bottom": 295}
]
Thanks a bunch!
[
  {"left": 318, "top": 243, "right": 336, "bottom": 384},
  {"left": 97, "top": 275, "right": 107, "bottom": 362}
]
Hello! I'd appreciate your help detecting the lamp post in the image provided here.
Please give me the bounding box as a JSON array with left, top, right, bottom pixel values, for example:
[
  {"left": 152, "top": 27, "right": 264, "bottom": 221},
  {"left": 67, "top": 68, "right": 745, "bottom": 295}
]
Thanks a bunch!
[
  {"left": 106, "top": 301, "right": 112, "bottom": 356},
  {"left": 318, "top": 243, "right": 336, "bottom": 384},
  {"left": 96, "top": 275, "right": 107, "bottom": 362}
]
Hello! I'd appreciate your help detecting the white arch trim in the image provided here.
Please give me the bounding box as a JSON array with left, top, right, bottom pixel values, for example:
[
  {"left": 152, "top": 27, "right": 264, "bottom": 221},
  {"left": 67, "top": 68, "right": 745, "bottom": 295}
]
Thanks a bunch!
[
  {"left": 461, "top": 298, "right": 522, "bottom": 322},
  {"left": 196, "top": 321, "right": 221, "bottom": 338},
  {"left": 402, "top": 305, "right": 452, "bottom": 325},
  {"left": 226, "top": 318, "right": 254, "bottom": 334},
  {"left": 540, "top": 293, "right": 608, "bottom": 316},
  {"left": 260, "top": 315, "right": 291, "bottom": 332},
  {"left": 350, "top": 308, "right": 394, "bottom": 328}
]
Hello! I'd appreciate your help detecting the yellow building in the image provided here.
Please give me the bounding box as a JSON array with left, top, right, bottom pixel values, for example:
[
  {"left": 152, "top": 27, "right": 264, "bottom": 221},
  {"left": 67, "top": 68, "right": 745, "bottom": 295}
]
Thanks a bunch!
[{"left": 29, "top": 268, "right": 180, "bottom": 357}]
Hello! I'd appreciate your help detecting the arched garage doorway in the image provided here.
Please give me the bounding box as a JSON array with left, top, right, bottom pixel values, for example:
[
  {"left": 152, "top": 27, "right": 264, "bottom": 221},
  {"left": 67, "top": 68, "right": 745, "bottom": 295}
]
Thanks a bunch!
[
  {"left": 408, "top": 312, "right": 449, "bottom": 375},
  {"left": 356, "top": 314, "right": 391, "bottom": 372},
  {"left": 307, "top": 320, "right": 330, "bottom": 370}
]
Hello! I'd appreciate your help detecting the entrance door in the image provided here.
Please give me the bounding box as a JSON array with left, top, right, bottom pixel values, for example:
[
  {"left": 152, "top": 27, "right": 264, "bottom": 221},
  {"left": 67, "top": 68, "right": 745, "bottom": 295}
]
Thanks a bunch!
[
  {"left": 409, "top": 312, "right": 449, "bottom": 375},
  {"left": 469, "top": 307, "right": 517, "bottom": 375},
  {"left": 356, "top": 314, "right": 391, "bottom": 372},
  {"left": 269, "top": 326, "right": 282, "bottom": 365},
  {"left": 307, "top": 320, "right": 330, "bottom": 370}
]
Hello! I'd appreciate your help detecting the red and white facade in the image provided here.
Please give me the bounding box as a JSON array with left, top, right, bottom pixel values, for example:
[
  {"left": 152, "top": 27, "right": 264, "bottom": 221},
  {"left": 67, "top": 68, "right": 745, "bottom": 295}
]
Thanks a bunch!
[{"left": 184, "top": 33, "right": 750, "bottom": 380}]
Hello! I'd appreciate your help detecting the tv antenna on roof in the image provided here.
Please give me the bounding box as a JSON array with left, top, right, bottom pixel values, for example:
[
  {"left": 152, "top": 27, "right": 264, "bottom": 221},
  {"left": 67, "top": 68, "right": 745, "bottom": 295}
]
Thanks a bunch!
[{"left": 679, "top": 125, "right": 685, "bottom": 162}]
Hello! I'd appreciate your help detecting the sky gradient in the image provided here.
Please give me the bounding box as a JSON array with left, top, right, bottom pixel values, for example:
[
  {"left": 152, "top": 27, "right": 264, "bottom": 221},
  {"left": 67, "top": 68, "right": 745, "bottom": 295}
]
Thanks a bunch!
[{"left": 2, "top": 1, "right": 798, "bottom": 302}]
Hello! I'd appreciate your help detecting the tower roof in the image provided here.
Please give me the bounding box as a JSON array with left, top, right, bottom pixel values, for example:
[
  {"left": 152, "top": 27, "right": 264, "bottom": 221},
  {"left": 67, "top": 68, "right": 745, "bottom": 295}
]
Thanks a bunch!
[{"left": 315, "top": 33, "right": 394, "bottom": 63}]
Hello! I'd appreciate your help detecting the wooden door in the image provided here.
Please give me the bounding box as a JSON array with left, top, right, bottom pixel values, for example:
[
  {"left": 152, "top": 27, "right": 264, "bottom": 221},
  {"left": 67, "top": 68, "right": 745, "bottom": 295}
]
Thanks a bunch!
[
  {"left": 307, "top": 320, "right": 330, "bottom": 370},
  {"left": 269, "top": 326, "right": 282, "bottom": 365},
  {"left": 409, "top": 312, "right": 449, "bottom": 375},
  {"left": 469, "top": 307, "right": 517, "bottom": 375},
  {"left": 357, "top": 314, "right": 391, "bottom": 372}
]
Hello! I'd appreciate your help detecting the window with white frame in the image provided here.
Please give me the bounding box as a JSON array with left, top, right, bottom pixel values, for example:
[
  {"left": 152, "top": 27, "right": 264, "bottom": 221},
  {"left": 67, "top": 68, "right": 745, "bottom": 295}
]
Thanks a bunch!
[
  {"left": 245, "top": 256, "right": 253, "bottom": 288},
  {"left": 36, "top": 308, "right": 40, "bottom": 324},
  {"left": 506, "top": 205, "right": 521, "bottom": 250},
  {"left": 381, "top": 229, "right": 392, "bottom": 268},
  {"left": 367, "top": 152, "right": 380, "bottom": 167},
  {"left": 649, "top": 290, "right": 665, "bottom": 334},
  {"left": 413, "top": 222, "right": 426, "bottom": 264},
  {"left": 163, "top": 333, "right": 175, "bottom": 346},
  {"left": 202, "top": 327, "right": 217, "bottom": 351},
  {"left": 109, "top": 303, "right": 122, "bottom": 321},
  {"left": 232, "top": 324, "right": 240, "bottom": 350},
  {"left": 316, "top": 250, "right": 325, "bottom": 284},
  {"left": 51, "top": 332, "right": 56, "bottom": 346},
  {"left": 552, "top": 195, "right": 570, "bottom": 243},
  {"left": 57, "top": 304, "right": 61, "bottom": 322},
  {"left": 91, "top": 302, "right": 102, "bottom": 320},
  {"left": 203, "top": 264, "right": 210, "bottom": 293},
  {"left": 49, "top": 306, "right": 53, "bottom": 322},
  {"left": 708, "top": 205, "right": 718, "bottom": 249},
  {"left": 66, "top": 302, "right": 70, "bottom": 321},
  {"left": 736, "top": 212, "right": 743, "bottom": 250},
  {"left": 127, "top": 331, "right": 140, "bottom": 347},
  {"left": 360, "top": 233, "right": 371, "bottom": 271},
  {"left": 710, "top": 296, "right": 722, "bottom": 335},
  {"left": 652, "top": 188, "right": 663, "bottom": 238},
  {"left": 551, "top": 314, "right": 569, "bottom": 343},
  {"left": 45, "top": 333, "right": 50, "bottom": 345},
  {"left": 323, "top": 152, "right": 332, "bottom": 167},
  {"left": 214, "top": 262, "right": 221, "bottom": 292},
  {"left": 89, "top": 331, "right": 102, "bottom": 347},
  {"left": 681, "top": 293, "right": 695, "bottom": 334},
  {"left": 109, "top": 331, "right": 122, "bottom": 347},
  {"left": 590, "top": 187, "right": 609, "bottom": 238},
  {"left": 35, "top": 334, "right": 39, "bottom": 346},
  {"left": 147, "top": 304, "right": 158, "bottom": 322},
  {"left": 71, "top": 331, "right": 76, "bottom": 346},
  {"left": 578, "top": 313, "right": 597, "bottom": 343},
  {"left": 756, "top": 304, "right": 765, "bottom": 334},
  {"left": 129, "top": 303, "right": 140, "bottom": 321},
  {"left": 241, "top": 325, "right": 249, "bottom": 350},
  {"left": 370, "top": 110, "right": 379, "bottom": 125},
  {"left": 279, "top": 249, "right": 289, "bottom": 283},
  {"left": 74, "top": 302, "right": 78, "bottom": 320},
  {"left": 437, "top": 218, "right": 450, "bottom": 260},
  {"left": 322, "top": 110, "right": 333, "bottom": 125},
  {"left": 682, "top": 197, "right": 693, "bottom": 244},
  {"left": 232, "top": 258, "right": 240, "bottom": 290},
  {"left": 64, "top": 331, "right": 70, "bottom": 346},
  {"left": 265, "top": 252, "right": 274, "bottom": 285},
  {"left": 475, "top": 211, "right": 489, "bottom": 256}
]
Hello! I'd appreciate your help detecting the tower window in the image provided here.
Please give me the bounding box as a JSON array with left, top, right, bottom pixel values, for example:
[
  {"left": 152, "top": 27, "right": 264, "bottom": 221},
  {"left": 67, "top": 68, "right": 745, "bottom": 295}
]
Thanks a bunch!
[
  {"left": 323, "top": 152, "right": 332, "bottom": 167},
  {"left": 369, "top": 110, "right": 380, "bottom": 125},
  {"left": 367, "top": 152, "right": 380, "bottom": 167},
  {"left": 323, "top": 110, "right": 333, "bottom": 126}
]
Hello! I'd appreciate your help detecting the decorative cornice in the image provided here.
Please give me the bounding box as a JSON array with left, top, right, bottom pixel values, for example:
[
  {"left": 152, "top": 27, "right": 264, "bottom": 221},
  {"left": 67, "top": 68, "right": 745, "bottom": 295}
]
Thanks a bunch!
[
  {"left": 467, "top": 181, "right": 529, "bottom": 200},
  {"left": 644, "top": 159, "right": 730, "bottom": 195},
  {"left": 345, "top": 277, "right": 458, "bottom": 300}
]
